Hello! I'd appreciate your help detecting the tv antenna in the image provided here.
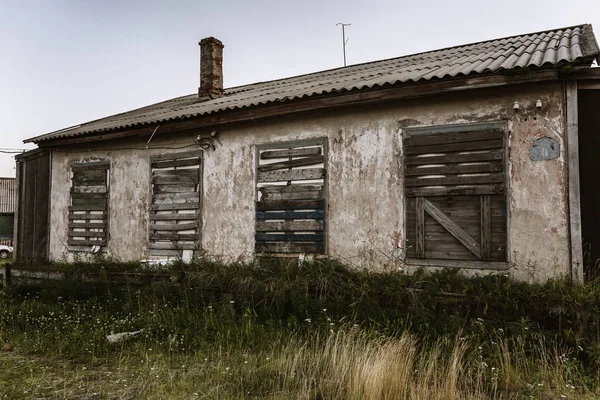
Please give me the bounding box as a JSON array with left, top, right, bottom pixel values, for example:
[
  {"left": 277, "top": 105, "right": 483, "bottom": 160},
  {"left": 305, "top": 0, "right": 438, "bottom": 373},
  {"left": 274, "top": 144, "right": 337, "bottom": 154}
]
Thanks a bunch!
[{"left": 336, "top": 22, "right": 351, "bottom": 67}]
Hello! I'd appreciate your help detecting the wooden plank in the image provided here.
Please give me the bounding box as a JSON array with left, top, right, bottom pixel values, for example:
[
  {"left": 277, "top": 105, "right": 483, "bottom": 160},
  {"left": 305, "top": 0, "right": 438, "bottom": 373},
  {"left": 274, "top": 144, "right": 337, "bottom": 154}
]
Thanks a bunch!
[
  {"left": 260, "top": 147, "right": 321, "bottom": 160},
  {"left": 404, "top": 138, "right": 503, "bottom": 155},
  {"left": 151, "top": 158, "right": 200, "bottom": 169},
  {"left": 406, "top": 184, "right": 504, "bottom": 197},
  {"left": 405, "top": 162, "right": 503, "bottom": 177},
  {"left": 69, "top": 231, "right": 106, "bottom": 238},
  {"left": 422, "top": 198, "right": 482, "bottom": 259},
  {"left": 150, "top": 150, "right": 202, "bottom": 162},
  {"left": 405, "top": 173, "right": 504, "bottom": 188},
  {"left": 151, "top": 202, "right": 200, "bottom": 211},
  {"left": 260, "top": 185, "right": 323, "bottom": 193},
  {"left": 566, "top": 80, "right": 583, "bottom": 283},
  {"left": 261, "top": 189, "right": 322, "bottom": 201},
  {"left": 68, "top": 222, "right": 106, "bottom": 229},
  {"left": 70, "top": 186, "right": 107, "bottom": 194},
  {"left": 68, "top": 204, "right": 106, "bottom": 211},
  {"left": 149, "top": 221, "right": 198, "bottom": 231},
  {"left": 256, "top": 242, "right": 324, "bottom": 253},
  {"left": 258, "top": 156, "right": 325, "bottom": 172},
  {"left": 153, "top": 192, "right": 199, "bottom": 202},
  {"left": 150, "top": 213, "right": 199, "bottom": 221},
  {"left": 255, "top": 220, "right": 323, "bottom": 232},
  {"left": 415, "top": 197, "right": 425, "bottom": 258},
  {"left": 69, "top": 212, "right": 106, "bottom": 220},
  {"left": 255, "top": 233, "right": 324, "bottom": 241},
  {"left": 480, "top": 195, "right": 492, "bottom": 260},
  {"left": 256, "top": 199, "right": 325, "bottom": 211},
  {"left": 404, "top": 130, "right": 503, "bottom": 147},
  {"left": 153, "top": 169, "right": 199, "bottom": 178},
  {"left": 148, "top": 242, "right": 197, "bottom": 250},
  {"left": 152, "top": 175, "right": 199, "bottom": 185},
  {"left": 153, "top": 184, "right": 197, "bottom": 194},
  {"left": 150, "top": 233, "right": 198, "bottom": 241},
  {"left": 71, "top": 161, "right": 110, "bottom": 169},
  {"left": 258, "top": 168, "right": 325, "bottom": 183},
  {"left": 405, "top": 149, "right": 504, "bottom": 166},
  {"left": 405, "top": 257, "right": 509, "bottom": 270},
  {"left": 256, "top": 210, "right": 324, "bottom": 220},
  {"left": 67, "top": 239, "right": 106, "bottom": 246}
]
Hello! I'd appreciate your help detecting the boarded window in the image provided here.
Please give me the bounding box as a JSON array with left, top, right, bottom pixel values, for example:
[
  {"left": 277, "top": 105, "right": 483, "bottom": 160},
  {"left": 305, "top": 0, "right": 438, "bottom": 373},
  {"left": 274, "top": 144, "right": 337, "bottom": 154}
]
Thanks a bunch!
[
  {"left": 404, "top": 123, "right": 507, "bottom": 263},
  {"left": 149, "top": 151, "right": 202, "bottom": 257},
  {"left": 255, "top": 139, "right": 327, "bottom": 254},
  {"left": 68, "top": 161, "right": 110, "bottom": 248}
]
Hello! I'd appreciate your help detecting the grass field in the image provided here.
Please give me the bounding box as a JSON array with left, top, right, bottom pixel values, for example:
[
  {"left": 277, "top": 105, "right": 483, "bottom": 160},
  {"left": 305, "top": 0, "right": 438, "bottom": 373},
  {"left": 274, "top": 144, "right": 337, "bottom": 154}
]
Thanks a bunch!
[{"left": 1, "top": 259, "right": 599, "bottom": 399}]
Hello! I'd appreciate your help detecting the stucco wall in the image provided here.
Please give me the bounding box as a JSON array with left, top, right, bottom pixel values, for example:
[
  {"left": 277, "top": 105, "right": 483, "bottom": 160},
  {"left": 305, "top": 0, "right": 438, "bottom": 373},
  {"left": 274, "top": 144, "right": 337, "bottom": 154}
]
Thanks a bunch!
[{"left": 48, "top": 82, "right": 570, "bottom": 282}]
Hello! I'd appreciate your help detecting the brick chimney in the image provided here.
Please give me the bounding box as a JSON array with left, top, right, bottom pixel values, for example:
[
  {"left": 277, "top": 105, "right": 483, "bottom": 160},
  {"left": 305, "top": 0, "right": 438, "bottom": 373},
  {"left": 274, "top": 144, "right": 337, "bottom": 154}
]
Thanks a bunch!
[{"left": 198, "top": 37, "right": 224, "bottom": 98}]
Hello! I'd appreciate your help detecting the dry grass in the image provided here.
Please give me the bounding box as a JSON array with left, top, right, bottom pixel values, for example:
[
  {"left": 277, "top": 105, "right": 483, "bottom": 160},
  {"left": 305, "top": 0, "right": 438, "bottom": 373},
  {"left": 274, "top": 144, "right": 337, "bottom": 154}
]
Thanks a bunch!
[{"left": 2, "top": 329, "right": 594, "bottom": 399}]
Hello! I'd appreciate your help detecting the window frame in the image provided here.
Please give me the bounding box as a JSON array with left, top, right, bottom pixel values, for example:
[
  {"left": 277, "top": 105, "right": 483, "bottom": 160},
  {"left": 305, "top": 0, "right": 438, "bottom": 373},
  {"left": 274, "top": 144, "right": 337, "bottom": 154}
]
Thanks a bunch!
[
  {"left": 254, "top": 137, "right": 328, "bottom": 256},
  {"left": 67, "top": 160, "right": 110, "bottom": 252},
  {"left": 148, "top": 150, "right": 203, "bottom": 259},
  {"left": 402, "top": 121, "right": 510, "bottom": 270}
]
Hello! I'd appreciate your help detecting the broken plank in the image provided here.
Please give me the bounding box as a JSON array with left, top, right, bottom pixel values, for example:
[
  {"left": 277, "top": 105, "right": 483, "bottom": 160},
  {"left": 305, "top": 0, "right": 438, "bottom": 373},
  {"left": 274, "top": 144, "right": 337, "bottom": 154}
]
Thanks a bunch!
[
  {"left": 256, "top": 243, "right": 324, "bottom": 253},
  {"left": 260, "top": 185, "right": 323, "bottom": 193},
  {"left": 149, "top": 221, "right": 199, "bottom": 231},
  {"left": 422, "top": 198, "right": 482, "bottom": 259},
  {"left": 151, "top": 202, "right": 200, "bottom": 211},
  {"left": 405, "top": 184, "right": 504, "bottom": 197},
  {"left": 261, "top": 189, "right": 322, "bottom": 201},
  {"left": 258, "top": 156, "right": 324, "bottom": 172},
  {"left": 405, "top": 162, "right": 503, "bottom": 177},
  {"left": 404, "top": 138, "right": 503, "bottom": 155},
  {"left": 405, "top": 173, "right": 504, "bottom": 187},
  {"left": 405, "top": 149, "right": 504, "bottom": 166},
  {"left": 256, "top": 210, "right": 324, "bottom": 220},
  {"left": 255, "top": 220, "right": 323, "bottom": 232},
  {"left": 260, "top": 147, "right": 321, "bottom": 160},
  {"left": 256, "top": 233, "right": 324, "bottom": 242},
  {"left": 258, "top": 168, "right": 325, "bottom": 183},
  {"left": 150, "top": 233, "right": 198, "bottom": 241},
  {"left": 256, "top": 199, "right": 325, "bottom": 211},
  {"left": 70, "top": 186, "right": 107, "bottom": 194}
]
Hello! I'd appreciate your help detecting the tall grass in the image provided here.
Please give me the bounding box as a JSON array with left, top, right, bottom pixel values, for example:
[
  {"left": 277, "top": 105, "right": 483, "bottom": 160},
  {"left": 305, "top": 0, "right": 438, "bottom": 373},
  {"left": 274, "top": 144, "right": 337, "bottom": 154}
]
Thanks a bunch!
[{"left": 1, "top": 259, "right": 600, "bottom": 398}]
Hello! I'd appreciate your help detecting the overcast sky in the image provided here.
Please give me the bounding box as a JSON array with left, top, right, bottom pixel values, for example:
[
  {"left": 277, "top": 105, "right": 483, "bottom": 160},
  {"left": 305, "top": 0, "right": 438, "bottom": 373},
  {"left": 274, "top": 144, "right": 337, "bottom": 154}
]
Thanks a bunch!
[{"left": 1, "top": 0, "right": 598, "bottom": 177}]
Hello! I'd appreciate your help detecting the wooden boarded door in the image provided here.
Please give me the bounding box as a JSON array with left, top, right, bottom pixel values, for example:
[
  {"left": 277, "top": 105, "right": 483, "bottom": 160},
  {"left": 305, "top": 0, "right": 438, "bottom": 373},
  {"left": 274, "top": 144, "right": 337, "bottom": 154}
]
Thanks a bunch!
[
  {"left": 15, "top": 149, "right": 51, "bottom": 261},
  {"left": 255, "top": 139, "right": 327, "bottom": 254},
  {"left": 404, "top": 124, "right": 507, "bottom": 263}
]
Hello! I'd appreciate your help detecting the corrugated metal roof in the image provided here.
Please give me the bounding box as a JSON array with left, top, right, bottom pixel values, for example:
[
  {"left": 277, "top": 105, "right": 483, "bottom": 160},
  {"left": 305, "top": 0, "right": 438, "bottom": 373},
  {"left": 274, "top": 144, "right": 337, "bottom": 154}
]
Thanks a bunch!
[
  {"left": 0, "top": 178, "right": 16, "bottom": 214},
  {"left": 26, "top": 24, "right": 599, "bottom": 144}
]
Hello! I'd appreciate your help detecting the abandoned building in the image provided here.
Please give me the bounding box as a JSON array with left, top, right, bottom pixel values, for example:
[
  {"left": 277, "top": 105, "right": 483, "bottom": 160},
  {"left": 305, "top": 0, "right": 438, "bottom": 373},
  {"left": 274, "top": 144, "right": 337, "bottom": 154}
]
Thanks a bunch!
[
  {"left": 0, "top": 177, "right": 16, "bottom": 247},
  {"left": 14, "top": 24, "right": 600, "bottom": 282}
]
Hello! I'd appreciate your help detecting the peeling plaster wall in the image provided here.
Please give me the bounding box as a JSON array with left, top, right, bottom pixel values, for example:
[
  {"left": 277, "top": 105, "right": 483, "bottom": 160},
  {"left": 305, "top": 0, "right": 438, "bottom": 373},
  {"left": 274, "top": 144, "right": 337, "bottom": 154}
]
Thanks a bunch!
[{"left": 48, "top": 82, "right": 569, "bottom": 282}]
